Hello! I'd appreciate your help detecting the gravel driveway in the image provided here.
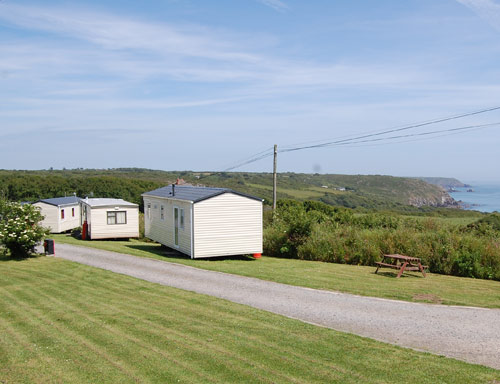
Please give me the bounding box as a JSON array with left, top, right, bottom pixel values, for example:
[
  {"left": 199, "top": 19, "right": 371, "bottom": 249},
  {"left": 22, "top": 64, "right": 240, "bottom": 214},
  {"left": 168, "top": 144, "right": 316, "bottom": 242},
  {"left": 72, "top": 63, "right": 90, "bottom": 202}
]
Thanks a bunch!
[{"left": 54, "top": 243, "right": 500, "bottom": 369}]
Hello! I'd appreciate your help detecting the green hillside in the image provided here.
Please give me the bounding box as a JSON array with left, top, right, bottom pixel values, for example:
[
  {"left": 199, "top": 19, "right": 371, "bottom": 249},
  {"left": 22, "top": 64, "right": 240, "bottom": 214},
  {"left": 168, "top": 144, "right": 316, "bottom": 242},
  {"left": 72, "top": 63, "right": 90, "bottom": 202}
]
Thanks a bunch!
[
  {"left": 0, "top": 168, "right": 461, "bottom": 212},
  {"left": 416, "top": 177, "right": 468, "bottom": 188}
]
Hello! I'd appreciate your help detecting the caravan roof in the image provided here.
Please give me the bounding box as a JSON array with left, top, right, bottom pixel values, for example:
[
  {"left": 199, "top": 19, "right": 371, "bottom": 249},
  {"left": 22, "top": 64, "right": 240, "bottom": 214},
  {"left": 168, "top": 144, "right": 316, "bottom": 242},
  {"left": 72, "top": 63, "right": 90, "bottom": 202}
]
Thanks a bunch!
[{"left": 142, "top": 185, "right": 263, "bottom": 203}]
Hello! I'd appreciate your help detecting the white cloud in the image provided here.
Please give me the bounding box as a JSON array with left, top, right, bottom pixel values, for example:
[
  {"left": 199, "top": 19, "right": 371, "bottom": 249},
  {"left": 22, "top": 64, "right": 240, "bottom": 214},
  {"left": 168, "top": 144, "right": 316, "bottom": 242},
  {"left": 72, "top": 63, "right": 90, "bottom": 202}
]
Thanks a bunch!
[
  {"left": 1, "top": 2, "right": 495, "bottom": 140},
  {"left": 257, "top": 0, "right": 289, "bottom": 12},
  {"left": 0, "top": 3, "right": 259, "bottom": 62},
  {"left": 456, "top": 0, "right": 500, "bottom": 31},
  {"left": 0, "top": 4, "right": 433, "bottom": 94}
]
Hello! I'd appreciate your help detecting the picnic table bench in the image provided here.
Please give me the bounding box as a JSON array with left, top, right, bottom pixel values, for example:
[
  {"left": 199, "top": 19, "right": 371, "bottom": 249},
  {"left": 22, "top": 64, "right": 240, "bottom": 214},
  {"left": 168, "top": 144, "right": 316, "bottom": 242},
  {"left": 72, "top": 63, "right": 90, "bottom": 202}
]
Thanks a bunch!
[{"left": 375, "top": 254, "right": 428, "bottom": 278}]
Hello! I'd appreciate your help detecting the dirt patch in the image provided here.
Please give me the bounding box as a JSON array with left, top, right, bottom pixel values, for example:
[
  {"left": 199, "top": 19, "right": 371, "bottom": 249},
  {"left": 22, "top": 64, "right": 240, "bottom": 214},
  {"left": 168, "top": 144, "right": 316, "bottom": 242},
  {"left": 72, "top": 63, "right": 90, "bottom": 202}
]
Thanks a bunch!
[{"left": 412, "top": 293, "right": 443, "bottom": 304}]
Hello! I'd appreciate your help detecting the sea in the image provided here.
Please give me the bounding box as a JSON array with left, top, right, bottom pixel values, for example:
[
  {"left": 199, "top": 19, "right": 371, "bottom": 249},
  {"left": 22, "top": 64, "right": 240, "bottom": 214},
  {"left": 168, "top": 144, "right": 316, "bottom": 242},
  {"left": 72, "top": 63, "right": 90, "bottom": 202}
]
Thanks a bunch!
[{"left": 448, "top": 184, "right": 500, "bottom": 213}]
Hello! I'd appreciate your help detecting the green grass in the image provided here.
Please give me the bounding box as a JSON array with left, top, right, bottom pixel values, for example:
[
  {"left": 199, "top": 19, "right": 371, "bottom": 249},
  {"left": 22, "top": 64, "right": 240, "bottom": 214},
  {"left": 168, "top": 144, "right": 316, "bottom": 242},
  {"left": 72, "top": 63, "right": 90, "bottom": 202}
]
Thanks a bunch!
[
  {"left": 52, "top": 234, "right": 500, "bottom": 308},
  {"left": 246, "top": 183, "right": 326, "bottom": 198},
  {"left": 246, "top": 183, "right": 344, "bottom": 199},
  {"left": 1, "top": 256, "right": 498, "bottom": 383},
  {"left": 406, "top": 215, "right": 479, "bottom": 226}
]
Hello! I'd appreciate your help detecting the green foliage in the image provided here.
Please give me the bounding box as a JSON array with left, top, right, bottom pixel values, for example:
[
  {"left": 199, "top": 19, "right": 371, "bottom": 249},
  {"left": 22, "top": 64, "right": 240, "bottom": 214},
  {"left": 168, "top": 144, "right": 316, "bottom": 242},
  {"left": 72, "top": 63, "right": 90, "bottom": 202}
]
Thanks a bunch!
[
  {"left": 0, "top": 169, "right": 482, "bottom": 215},
  {"left": 264, "top": 200, "right": 500, "bottom": 280},
  {"left": 416, "top": 177, "right": 467, "bottom": 188},
  {"left": 465, "top": 213, "right": 500, "bottom": 235},
  {"left": 478, "top": 213, "right": 500, "bottom": 230},
  {"left": 0, "top": 170, "right": 163, "bottom": 211},
  {"left": 0, "top": 200, "right": 49, "bottom": 258}
]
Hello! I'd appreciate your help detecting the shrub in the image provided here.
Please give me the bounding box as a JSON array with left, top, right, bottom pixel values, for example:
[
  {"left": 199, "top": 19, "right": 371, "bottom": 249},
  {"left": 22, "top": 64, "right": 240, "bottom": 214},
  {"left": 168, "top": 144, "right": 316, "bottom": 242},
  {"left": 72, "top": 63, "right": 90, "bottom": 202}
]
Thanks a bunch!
[
  {"left": 465, "top": 213, "right": 500, "bottom": 236},
  {"left": 0, "top": 200, "right": 49, "bottom": 258},
  {"left": 267, "top": 205, "right": 312, "bottom": 258},
  {"left": 264, "top": 201, "right": 500, "bottom": 280}
]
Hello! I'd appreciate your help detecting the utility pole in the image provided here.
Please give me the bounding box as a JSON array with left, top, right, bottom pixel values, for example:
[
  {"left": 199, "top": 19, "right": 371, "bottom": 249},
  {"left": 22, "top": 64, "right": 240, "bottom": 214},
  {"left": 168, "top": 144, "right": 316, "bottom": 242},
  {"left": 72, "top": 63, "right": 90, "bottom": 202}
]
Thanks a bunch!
[{"left": 273, "top": 144, "right": 277, "bottom": 213}]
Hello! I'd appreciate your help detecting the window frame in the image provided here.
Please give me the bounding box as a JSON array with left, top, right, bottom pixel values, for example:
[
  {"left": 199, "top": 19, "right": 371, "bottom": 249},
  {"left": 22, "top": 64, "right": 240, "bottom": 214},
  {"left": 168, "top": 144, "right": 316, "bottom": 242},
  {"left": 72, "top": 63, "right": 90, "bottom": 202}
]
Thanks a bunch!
[{"left": 107, "top": 211, "right": 127, "bottom": 225}]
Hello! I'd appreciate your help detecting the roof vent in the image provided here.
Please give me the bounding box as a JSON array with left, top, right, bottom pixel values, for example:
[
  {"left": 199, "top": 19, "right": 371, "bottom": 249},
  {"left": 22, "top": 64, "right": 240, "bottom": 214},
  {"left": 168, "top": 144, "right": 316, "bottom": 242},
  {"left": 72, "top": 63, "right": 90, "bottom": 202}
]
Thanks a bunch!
[{"left": 172, "top": 183, "right": 175, "bottom": 197}]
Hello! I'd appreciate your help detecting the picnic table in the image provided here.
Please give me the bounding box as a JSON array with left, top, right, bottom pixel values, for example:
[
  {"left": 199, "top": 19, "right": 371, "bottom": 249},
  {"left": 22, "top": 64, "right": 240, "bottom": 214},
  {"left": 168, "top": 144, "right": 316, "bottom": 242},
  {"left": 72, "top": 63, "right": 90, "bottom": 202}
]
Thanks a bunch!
[{"left": 375, "top": 254, "right": 428, "bottom": 278}]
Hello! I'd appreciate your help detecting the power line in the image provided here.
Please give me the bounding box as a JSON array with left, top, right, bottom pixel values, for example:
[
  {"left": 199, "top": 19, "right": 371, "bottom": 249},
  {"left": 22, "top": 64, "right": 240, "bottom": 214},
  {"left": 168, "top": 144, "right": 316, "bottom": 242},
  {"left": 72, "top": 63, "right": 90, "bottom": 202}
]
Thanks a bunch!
[
  {"left": 218, "top": 105, "right": 500, "bottom": 172},
  {"left": 229, "top": 146, "right": 274, "bottom": 166},
  {"left": 222, "top": 146, "right": 274, "bottom": 171},
  {"left": 280, "top": 105, "right": 500, "bottom": 153},
  {"left": 308, "top": 122, "right": 500, "bottom": 148},
  {"left": 222, "top": 121, "right": 498, "bottom": 171},
  {"left": 193, "top": 146, "right": 274, "bottom": 180},
  {"left": 329, "top": 127, "right": 490, "bottom": 148},
  {"left": 224, "top": 150, "right": 274, "bottom": 171}
]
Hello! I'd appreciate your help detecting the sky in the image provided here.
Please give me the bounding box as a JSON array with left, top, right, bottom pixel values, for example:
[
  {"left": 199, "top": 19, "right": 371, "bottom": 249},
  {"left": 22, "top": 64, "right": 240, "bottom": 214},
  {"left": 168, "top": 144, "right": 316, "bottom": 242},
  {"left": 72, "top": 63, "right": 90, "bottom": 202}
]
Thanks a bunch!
[{"left": 1, "top": 0, "right": 500, "bottom": 182}]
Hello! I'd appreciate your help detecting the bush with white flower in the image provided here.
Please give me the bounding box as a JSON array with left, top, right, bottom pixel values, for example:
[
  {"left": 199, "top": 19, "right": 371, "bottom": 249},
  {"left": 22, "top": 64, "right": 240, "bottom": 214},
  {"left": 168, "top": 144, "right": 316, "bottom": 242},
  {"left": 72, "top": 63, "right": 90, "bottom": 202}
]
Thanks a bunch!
[{"left": 0, "top": 200, "right": 49, "bottom": 258}]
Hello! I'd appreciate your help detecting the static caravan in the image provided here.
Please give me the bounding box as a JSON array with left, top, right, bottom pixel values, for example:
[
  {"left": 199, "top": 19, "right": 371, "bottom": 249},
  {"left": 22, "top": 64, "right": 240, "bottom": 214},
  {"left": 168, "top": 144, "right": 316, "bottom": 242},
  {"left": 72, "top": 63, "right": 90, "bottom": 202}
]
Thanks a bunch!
[
  {"left": 80, "top": 198, "right": 139, "bottom": 240},
  {"left": 142, "top": 185, "right": 263, "bottom": 259},
  {"left": 33, "top": 196, "right": 81, "bottom": 233}
]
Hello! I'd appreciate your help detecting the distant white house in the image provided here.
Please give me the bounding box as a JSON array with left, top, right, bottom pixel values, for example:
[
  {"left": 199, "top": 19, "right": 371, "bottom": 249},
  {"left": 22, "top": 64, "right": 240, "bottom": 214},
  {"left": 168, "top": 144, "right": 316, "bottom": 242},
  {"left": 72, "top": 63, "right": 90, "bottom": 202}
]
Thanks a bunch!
[
  {"left": 33, "top": 196, "right": 81, "bottom": 233},
  {"left": 80, "top": 198, "right": 139, "bottom": 240},
  {"left": 142, "top": 185, "right": 263, "bottom": 259}
]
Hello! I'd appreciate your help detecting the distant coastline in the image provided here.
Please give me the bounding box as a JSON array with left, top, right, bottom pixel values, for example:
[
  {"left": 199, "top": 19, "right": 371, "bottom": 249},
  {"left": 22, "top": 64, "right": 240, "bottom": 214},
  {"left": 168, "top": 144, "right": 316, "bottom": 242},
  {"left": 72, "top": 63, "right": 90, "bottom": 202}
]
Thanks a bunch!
[
  {"left": 415, "top": 177, "right": 500, "bottom": 212},
  {"left": 449, "top": 184, "right": 500, "bottom": 213},
  {"left": 416, "top": 177, "right": 470, "bottom": 189}
]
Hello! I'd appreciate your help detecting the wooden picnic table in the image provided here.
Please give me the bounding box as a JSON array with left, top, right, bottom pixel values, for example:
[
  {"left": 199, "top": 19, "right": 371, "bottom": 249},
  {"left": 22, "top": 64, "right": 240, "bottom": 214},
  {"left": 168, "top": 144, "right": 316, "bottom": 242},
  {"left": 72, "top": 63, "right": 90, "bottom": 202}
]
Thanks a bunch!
[{"left": 375, "top": 254, "right": 428, "bottom": 278}]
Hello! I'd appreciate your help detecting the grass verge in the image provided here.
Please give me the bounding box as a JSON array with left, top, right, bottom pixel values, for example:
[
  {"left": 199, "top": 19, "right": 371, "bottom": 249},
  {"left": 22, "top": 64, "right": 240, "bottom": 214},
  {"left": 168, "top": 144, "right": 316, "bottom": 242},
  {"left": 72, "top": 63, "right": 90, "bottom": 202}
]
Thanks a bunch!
[
  {"left": 52, "top": 234, "right": 500, "bottom": 308},
  {"left": 1, "top": 256, "right": 498, "bottom": 383}
]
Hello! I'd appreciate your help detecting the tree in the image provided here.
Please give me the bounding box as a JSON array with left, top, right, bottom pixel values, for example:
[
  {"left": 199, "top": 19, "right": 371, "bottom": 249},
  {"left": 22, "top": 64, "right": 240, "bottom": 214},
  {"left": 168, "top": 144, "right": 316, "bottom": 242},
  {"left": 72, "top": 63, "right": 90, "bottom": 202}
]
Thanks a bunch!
[{"left": 0, "top": 200, "right": 49, "bottom": 258}]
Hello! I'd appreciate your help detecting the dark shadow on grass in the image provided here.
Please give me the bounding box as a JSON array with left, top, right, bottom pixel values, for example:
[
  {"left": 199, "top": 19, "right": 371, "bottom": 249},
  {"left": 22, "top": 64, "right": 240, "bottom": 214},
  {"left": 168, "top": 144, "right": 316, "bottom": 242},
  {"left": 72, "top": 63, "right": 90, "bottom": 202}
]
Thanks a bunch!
[
  {"left": 124, "top": 244, "right": 256, "bottom": 262},
  {"left": 0, "top": 253, "right": 44, "bottom": 262},
  {"left": 373, "top": 271, "right": 425, "bottom": 279},
  {"left": 200, "top": 254, "right": 256, "bottom": 262},
  {"left": 125, "top": 244, "right": 188, "bottom": 260}
]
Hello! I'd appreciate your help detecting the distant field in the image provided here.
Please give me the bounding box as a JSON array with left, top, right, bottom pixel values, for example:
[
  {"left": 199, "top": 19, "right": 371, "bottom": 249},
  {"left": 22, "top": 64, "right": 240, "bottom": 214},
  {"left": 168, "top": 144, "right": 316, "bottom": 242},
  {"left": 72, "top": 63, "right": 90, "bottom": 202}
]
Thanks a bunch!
[
  {"left": 246, "top": 183, "right": 344, "bottom": 199},
  {"left": 403, "top": 215, "right": 478, "bottom": 226},
  {"left": 53, "top": 235, "right": 500, "bottom": 308},
  {"left": 1, "top": 256, "right": 498, "bottom": 383}
]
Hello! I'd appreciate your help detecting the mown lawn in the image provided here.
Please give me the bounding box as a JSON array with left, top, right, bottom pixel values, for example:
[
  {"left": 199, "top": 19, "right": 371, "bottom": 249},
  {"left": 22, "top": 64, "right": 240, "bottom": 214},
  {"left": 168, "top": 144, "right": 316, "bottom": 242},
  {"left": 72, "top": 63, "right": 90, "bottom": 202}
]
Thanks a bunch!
[
  {"left": 52, "top": 235, "right": 500, "bottom": 308},
  {"left": 0, "top": 256, "right": 498, "bottom": 383}
]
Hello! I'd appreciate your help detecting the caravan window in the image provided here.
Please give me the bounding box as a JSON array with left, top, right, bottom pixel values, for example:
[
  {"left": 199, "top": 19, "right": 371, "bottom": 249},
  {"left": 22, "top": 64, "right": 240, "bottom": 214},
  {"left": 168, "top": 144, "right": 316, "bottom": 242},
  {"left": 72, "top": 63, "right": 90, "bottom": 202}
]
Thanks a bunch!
[{"left": 107, "top": 211, "right": 127, "bottom": 225}]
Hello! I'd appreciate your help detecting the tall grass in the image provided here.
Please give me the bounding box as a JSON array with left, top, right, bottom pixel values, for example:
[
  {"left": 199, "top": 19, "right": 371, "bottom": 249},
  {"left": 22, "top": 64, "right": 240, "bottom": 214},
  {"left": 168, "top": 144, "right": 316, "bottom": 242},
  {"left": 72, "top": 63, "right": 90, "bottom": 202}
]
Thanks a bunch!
[{"left": 264, "top": 201, "right": 500, "bottom": 280}]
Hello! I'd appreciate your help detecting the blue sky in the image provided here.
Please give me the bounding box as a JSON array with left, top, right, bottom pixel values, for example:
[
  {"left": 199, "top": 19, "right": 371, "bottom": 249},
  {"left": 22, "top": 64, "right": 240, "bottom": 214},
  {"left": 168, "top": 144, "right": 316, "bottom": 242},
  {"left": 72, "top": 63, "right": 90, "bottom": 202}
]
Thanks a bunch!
[{"left": 1, "top": 0, "right": 500, "bottom": 182}]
